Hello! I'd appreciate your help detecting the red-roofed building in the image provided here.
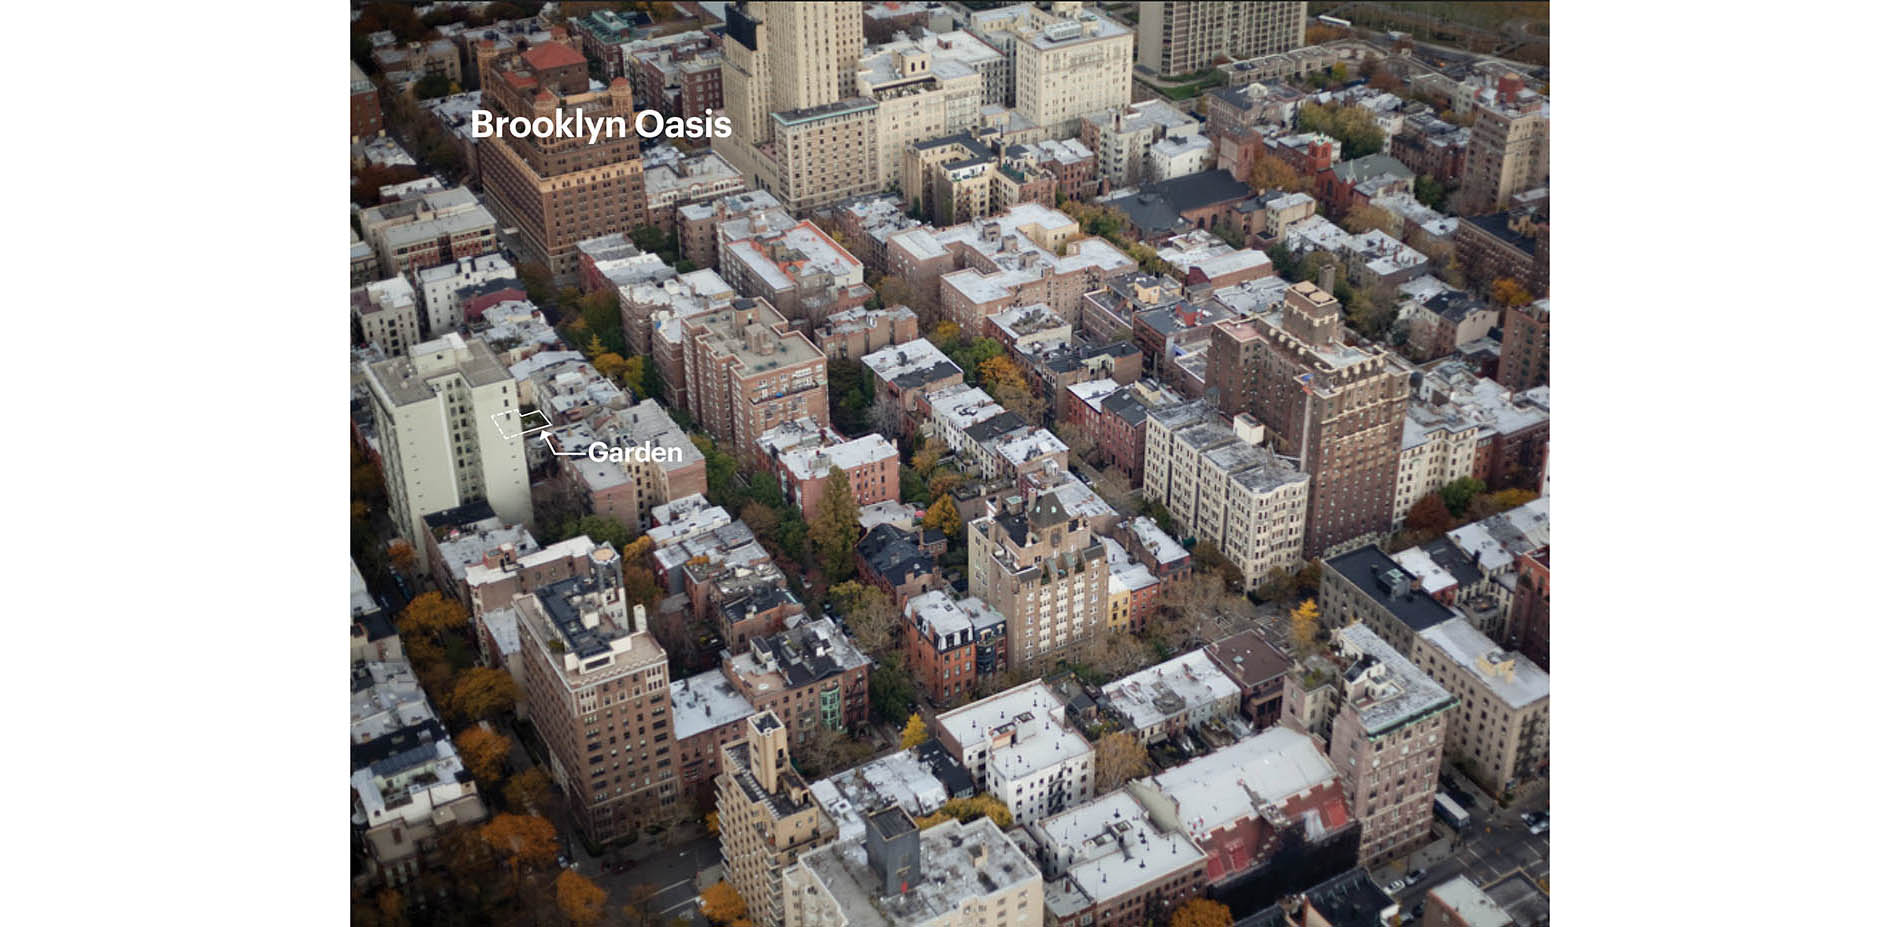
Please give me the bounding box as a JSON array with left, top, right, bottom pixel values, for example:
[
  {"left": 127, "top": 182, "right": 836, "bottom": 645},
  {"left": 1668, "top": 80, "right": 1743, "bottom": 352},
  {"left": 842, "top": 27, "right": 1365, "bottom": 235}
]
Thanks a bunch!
[
  {"left": 522, "top": 40, "right": 588, "bottom": 73},
  {"left": 477, "top": 44, "right": 646, "bottom": 279}
]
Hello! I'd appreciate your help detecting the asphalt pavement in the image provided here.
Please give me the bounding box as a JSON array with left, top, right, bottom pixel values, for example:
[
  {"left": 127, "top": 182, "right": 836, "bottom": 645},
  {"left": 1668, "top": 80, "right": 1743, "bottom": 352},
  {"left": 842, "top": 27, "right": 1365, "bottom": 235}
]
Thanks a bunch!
[
  {"left": 1374, "top": 782, "right": 1550, "bottom": 921},
  {"left": 576, "top": 831, "right": 723, "bottom": 927}
]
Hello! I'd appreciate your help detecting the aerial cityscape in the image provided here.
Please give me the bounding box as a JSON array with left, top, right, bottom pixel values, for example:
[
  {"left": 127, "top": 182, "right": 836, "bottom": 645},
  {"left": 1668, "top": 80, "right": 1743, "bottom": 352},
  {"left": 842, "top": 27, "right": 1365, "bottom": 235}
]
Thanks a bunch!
[{"left": 349, "top": 3, "right": 1552, "bottom": 926}]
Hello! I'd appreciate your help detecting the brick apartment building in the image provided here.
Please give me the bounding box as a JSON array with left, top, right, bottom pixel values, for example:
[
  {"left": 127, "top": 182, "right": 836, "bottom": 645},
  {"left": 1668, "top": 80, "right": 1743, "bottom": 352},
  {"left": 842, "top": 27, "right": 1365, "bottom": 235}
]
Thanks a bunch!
[
  {"left": 903, "top": 590, "right": 1009, "bottom": 707},
  {"left": 512, "top": 545, "right": 681, "bottom": 844},
  {"left": 476, "top": 42, "right": 647, "bottom": 280},
  {"left": 1504, "top": 549, "right": 1550, "bottom": 672},
  {"left": 351, "top": 61, "right": 382, "bottom": 143},
  {"left": 1496, "top": 298, "right": 1550, "bottom": 392},
  {"left": 773, "top": 433, "right": 901, "bottom": 522},
  {"left": 1284, "top": 623, "right": 1455, "bottom": 868},
  {"left": 1206, "top": 628, "right": 1294, "bottom": 729},
  {"left": 680, "top": 298, "right": 829, "bottom": 466},
  {"left": 1206, "top": 282, "right": 1408, "bottom": 558}
]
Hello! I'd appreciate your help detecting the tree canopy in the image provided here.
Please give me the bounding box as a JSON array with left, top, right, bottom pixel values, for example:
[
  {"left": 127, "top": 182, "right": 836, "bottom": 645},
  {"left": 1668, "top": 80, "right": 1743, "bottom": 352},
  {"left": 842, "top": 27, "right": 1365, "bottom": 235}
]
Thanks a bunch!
[
  {"left": 1295, "top": 101, "right": 1387, "bottom": 160},
  {"left": 1170, "top": 898, "right": 1234, "bottom": 927},
  {"left": 450, "top": 668, "right": 518, "bottom": 722},
  {"left": 901, "top": 713, "right": 931, "bottom": 749},
  {"left": 810, "top": 468, "right": 863, "bottom": 581},
  {"left": 454, "top": 726, "right": 511, "bottom": 784},
  {"left": 699, "top": 881, "right": 748, "bottom": 926},
  {"left": 556, "top": 870, "right": 608, "bottom": 927},
  {"left": 1289, "top": 599, "right": 1321, "bottom": 658},
  {"left": 1094, "top": 730, "right": 1152, "bottom": 792},
  {"left": 921, "top": 494, "right": 962, "bottom": 537}
]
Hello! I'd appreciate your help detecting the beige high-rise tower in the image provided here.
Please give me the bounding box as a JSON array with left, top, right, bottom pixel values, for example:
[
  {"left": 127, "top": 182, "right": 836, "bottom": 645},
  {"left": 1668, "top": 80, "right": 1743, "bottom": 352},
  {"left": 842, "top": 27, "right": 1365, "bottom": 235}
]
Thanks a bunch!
[
  {"left": 715, "top": 711, "right": 836, "bottom": 927},
  {"left": 717, "top": 2, "right": 876, "bottom": 209},
  {"left": 967, "top": 492, "right": 1109, "bottom": 669},
  {"left": 1457, "top": 73, "right": 1550, "bottom": 215}
]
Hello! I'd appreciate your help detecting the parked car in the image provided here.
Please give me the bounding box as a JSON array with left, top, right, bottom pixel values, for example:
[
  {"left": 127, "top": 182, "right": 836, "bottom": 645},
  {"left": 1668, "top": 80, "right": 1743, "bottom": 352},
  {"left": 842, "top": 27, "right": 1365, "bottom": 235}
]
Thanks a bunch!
[
  {"left": 1386, "top": 879, "right": 1407, "bottom": 894},
  {"left": 1521, "top": 811, "right": 1549, "bottom": 835},
  {"left": 1406, "top": 868, "right": 1426, "bottom": 885}
]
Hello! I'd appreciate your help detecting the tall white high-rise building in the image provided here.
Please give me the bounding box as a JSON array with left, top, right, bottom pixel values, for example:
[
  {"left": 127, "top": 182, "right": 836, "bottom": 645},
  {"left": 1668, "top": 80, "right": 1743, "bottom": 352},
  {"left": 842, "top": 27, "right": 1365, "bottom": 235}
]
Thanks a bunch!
[
  {"left": 365, "top": 332, "right": 531, "bottom": 544},
  {"left": 1136, "top": 1, "right": 1306, "bottom": 76},
  {"left": 1009, "top": 6, "right": 1134, "bottom": 138}
]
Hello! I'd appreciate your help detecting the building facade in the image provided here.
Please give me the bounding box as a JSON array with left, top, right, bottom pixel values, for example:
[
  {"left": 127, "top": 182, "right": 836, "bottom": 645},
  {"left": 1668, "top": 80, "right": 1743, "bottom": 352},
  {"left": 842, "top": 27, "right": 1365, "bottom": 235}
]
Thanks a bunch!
[
  {"left": 1135, "top": 1, "right": 1306, "bottom": 76},
  {"left": 1206, "top": 282, "right": 1408, "bottom": 557},
  {"left": 717, "top": 711, "right": 838, "bottom": 927},
  {"left": 365, "top": 333, "right": 531, "bottom": 545},
  {"left": 680, "top": 298, "right": 830, "bottom": 464},
  {"left": 476, "top": 43, "right": 648, "bottom": 279},
  {"left": 932, "top": 680, "right": 1096, "bottom": 825},
  {"left": 514, "top": 545, "right": 681, "bottom": 843},
  {"left": 967, "top": 492, "right": 1110, "bottom": 669},
  {"left": 1414, "top": 618, "right": 1550, "bottom": 797},
  {"left": 1142, "top": 402, "right": 1310, "bottom": 586}
]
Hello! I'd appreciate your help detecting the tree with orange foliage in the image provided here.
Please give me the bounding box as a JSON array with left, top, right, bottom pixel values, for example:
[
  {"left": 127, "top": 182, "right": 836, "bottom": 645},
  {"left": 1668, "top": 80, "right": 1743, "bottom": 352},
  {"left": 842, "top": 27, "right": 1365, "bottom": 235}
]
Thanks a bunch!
[
  {"left": 450, "top": 667, "right": 518, "bottom": 722},
  {"left": 700, "top": 880, "right": 748, "bottom": 926},
  {"left": 397, "top": 591, "right": 467, "bottom": 644},
  {"left": 1491, "top": 277, "right": 1533, "bottom": 308},
  {"left": 480, "top": 813, "right": 559, "bottom": 884},
  {"left": 454, "top": 725, "right": 511, "bottom": 784},
  {"left": 978, "top": 356, "right": 1041, "bottom": 422},
  {"left": 387, "top": 539, "right": 417, "bottom": 574},
  {"left": 556, "top": 869, "right": 609, "bottom": 926},
  {"left": 1170, "top": 897, "right": 1234, "bottom": 927},
  {"left": 1249, "top": 154, "right": 1306, "bottom": 195}
]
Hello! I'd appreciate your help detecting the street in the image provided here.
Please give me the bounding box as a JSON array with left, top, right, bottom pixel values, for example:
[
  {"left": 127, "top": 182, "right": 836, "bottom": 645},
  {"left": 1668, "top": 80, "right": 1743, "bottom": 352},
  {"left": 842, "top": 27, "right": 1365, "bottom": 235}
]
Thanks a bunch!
[
  {"left": 575, "top": 830, "right": 723, "bottom": 927},
  {"left": 1374, "top": 778, "right": 1550, "bottom": 922}
]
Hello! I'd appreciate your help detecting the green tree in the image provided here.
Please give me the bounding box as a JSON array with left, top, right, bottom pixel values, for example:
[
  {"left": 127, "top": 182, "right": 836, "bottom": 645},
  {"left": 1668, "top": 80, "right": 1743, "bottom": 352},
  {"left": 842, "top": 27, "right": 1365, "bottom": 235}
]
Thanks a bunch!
[
  {"left": 810, "top": 468, "right": 863, "bottom": 581},
  {"left": 898, "top": 465, "right": 930, "bottom": 505},
  {"left": 517, "top": 261, "right": 554, "bottom": 306},
  {"left": 1296, "top": 101, "right": 1386, "bottom": 160},
  {"left": 413, "top": 73, "right": 453, "bottom": 99},
  {"left": 869, "top": 661, "right": 915, "bottom": 725},
  {"left": 579, "top": 289, "right": 626, "bottom": 355},
  {"left": 622, "top": 355, "right": 650, "bottom": 398},
  {"left": 559, "top": 515, "right": 633, "bottom": 551},
  {"left": 1440, "top": 477, "right": 1488, "bottom": 517},
  {"left": 1415, "top": 174, "right": 1449, "bottom": 211}
]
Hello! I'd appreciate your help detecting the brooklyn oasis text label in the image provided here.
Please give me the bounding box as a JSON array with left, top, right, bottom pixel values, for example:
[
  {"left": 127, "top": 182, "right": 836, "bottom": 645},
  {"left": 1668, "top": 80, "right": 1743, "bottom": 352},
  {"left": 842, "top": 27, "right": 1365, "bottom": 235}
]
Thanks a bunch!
[{"left": 469, "top": 107, "right": 732, "bottom": 142}]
